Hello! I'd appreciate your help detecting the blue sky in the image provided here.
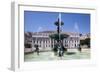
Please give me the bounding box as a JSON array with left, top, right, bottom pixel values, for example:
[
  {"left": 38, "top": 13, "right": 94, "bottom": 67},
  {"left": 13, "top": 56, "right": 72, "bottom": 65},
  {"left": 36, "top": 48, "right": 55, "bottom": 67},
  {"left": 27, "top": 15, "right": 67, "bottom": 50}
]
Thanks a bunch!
[{"left": 24, "top": 11, "right": 90, "bottom": 34}]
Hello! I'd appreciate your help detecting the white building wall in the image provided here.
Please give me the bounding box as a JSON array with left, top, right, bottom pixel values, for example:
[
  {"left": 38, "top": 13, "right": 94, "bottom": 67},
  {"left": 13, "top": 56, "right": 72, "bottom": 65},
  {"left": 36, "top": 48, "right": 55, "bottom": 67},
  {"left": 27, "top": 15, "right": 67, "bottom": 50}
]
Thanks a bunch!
[{"left": 32, "top": 33, "right": 80, "bottom": 50}]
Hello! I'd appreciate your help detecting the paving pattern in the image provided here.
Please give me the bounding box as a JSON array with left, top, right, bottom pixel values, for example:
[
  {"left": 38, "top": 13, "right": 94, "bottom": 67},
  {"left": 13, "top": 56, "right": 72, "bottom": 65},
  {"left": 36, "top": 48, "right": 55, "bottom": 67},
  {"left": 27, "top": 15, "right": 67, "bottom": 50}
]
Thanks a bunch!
[{"left": 24, "top": 48, "right": 90, "bottom": 62}]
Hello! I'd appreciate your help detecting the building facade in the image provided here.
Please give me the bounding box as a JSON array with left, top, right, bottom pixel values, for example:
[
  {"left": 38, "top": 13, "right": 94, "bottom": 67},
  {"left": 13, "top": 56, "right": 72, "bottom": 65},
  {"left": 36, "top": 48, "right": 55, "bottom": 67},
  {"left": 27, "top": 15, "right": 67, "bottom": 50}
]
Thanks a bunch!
[{"left": 30, "top": 31, "right": 80, "bottom": 50}]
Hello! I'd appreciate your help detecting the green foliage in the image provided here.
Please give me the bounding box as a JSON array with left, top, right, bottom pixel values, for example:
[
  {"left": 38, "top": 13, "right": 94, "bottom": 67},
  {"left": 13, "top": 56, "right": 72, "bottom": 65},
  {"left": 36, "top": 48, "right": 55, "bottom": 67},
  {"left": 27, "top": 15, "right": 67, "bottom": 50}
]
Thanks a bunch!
[
  {"left": 34, "top": 44, "right": 39, "bottom": 48},
  {"left": 25, "top": 44, "right": 32, "bottom": 48},
  {"left": 80, "top": 38, "right": 90, "bottom": 48}
]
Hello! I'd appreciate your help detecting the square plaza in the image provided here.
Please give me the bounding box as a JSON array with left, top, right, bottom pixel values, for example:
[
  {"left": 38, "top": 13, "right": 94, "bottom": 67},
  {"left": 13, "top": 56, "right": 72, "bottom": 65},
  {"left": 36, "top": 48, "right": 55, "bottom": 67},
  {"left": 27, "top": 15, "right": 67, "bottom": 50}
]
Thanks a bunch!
[{"left": 24, "top": 11, "right": 90, "bottom": 61}]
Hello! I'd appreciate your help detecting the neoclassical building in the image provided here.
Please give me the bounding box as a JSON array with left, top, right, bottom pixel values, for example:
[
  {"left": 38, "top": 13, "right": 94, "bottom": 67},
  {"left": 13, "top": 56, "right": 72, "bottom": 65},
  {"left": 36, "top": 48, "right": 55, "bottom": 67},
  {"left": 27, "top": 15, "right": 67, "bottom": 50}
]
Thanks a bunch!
[{"left": 29, "top": 31, "right": 80, "bottom": 51}]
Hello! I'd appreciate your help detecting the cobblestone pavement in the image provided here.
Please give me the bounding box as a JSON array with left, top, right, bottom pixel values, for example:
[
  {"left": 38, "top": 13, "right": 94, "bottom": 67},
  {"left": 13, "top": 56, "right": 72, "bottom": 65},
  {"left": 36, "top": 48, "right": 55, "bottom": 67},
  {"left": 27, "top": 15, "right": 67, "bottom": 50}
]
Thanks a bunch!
[{"left": 24, "top": 48, "right": 90, "bottom": 62}]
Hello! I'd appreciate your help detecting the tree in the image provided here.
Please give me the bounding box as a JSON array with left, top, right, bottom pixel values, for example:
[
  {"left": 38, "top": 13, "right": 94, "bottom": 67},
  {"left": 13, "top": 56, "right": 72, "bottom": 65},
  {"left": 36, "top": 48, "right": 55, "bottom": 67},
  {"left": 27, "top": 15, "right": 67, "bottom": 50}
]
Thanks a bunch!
[
  {"left": 24, "top": 32, "right": 32, "bottom": 48},
  {"left": 34, "top": 44, "right": 39, "bottom": 55},
  {"left": 85, "top": 38, "right": 90, "bottom": 48},
  {"left": 80, "top": 38, "right": 90, "bottom": 48},
  {"left": 24, "top": 43, "right": 32, "bottom": 48}
]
